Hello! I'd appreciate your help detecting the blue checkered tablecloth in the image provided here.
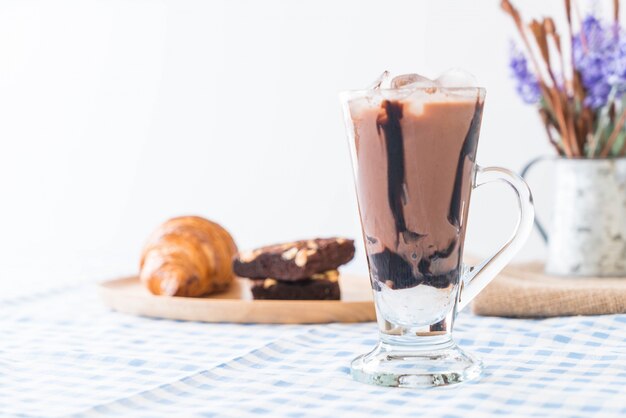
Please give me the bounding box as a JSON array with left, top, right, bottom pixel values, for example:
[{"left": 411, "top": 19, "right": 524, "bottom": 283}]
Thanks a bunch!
[{"left": 1, "top": 279, "right": 625, "bottom": 418}]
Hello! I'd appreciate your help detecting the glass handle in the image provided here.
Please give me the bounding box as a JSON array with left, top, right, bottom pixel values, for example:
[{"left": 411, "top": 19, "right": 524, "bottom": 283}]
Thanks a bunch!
[
  {"left": 520, "top": 156, "right": 552, "bottom": 243},
  {"left": 458, "top": 165, "right": 535, "bottom": 311}
]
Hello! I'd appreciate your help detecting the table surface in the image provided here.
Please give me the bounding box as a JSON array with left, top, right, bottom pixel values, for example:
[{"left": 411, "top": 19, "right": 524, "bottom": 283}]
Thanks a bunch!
[{"left": 1, "top": 276, "right": 625, "bottom": 418}]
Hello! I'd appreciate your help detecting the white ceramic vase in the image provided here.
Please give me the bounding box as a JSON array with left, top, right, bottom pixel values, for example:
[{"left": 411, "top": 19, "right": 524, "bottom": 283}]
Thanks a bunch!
[{"left": 523, "top": 157, "right": 626, "bottom": 277}]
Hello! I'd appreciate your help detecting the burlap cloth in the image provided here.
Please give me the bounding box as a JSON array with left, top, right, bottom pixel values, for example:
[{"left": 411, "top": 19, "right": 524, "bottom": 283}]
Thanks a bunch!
[{"left": 472, "top": 262, "right": 626, "bottom": 317}]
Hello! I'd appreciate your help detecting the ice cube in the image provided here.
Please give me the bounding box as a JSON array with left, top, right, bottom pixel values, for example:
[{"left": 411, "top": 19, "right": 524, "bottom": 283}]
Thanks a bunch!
[
  {"left": 435, "top": 68, "right": 478, "bottom": 87},
  {"left": 391, "top": 73, "right": 437, "bottom": 89},
  {"left": 369, "top": 71, "right": 390, "bottom": 89}
]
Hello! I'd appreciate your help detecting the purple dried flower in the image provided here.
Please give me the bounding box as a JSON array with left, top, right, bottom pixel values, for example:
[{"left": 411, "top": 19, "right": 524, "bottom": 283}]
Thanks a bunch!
[
  {"left": 573, "top": 15, "right": 626, "bottom": 109},
  {"left": 509, "top": 46, "right": 541, "bottom": 104}
]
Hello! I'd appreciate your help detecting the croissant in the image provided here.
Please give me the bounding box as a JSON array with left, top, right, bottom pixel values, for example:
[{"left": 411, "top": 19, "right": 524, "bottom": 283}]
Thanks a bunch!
[{"left": 140, "top": 216, "right": 238, "bottom": 297}]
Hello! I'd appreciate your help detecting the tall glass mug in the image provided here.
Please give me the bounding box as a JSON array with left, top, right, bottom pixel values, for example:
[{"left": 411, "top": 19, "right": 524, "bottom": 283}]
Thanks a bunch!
[{"left": 340, "top": 73, "right": 534, "bottom": 388}]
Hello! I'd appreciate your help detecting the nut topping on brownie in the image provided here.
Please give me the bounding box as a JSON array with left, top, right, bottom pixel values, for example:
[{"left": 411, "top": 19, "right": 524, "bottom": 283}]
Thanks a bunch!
[{"left": 233, "top": 238, "right": 355, "bottom": 281}]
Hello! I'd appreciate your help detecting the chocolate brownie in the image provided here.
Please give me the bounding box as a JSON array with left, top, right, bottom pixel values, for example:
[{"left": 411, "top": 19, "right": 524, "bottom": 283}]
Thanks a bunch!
[
  {"left": 250, "top": 270, "right": 340, "bottom": 300},
  {"left": 234, "top": 238, "right": 355, "bottom": 281}
]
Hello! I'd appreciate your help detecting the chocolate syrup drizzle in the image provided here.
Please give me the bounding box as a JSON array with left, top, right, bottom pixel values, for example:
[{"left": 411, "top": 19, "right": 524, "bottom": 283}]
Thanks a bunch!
[
  {"left": 377, "top": 100, "right": 408, "bottom": 237},
  {"left": 448, "top": 100, "right": 484, "bottom": 228},
  {"left": 367, "top": 98, "right": 483, "bottom": 292}
]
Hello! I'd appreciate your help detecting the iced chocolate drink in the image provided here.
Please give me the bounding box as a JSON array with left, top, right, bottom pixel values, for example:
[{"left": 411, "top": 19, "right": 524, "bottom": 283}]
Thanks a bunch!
[
  {"left": 344, "top": 77, "right": 485, "bottom": 328},
  {"left": 341, "top": 72, "right": 535, "bottom": 387}
]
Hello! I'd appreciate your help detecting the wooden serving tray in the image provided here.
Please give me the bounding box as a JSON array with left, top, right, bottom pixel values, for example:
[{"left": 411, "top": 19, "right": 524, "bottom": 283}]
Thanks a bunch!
[{"left": 98, "top": 275, "right": 375, "bottom": 324}]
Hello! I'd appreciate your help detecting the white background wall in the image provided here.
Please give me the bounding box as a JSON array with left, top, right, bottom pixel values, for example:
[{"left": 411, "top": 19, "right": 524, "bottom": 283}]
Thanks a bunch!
[{"left": 0, "top": 0, "right": 609, "bottom": 285}]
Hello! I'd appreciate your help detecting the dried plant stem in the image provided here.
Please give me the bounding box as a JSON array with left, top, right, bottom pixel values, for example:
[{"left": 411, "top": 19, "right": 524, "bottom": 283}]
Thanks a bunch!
[
  {"left": 567, "top": 0, "right": 587, "bottom": 155},
  {"left": 615, "top": 0, "right": 620, "bottom": 24},
  {"left": 501, "top": 1, "right": 551, "bottom": 88},
  {"left": 551, "top": 98, "right": 575, "bottom": 156},
  {"left": 541, "top": 90, "right": 573, "bottom": 156},
  {"left": 540, "top": 108, "right": 565, "bottom": 155},
  {"left": 530, "top": 20, "right": 558, "bottom": 87},
  {"left": 600, "top": 108, "right": 626, "bottom": 157},
  {"left": 564, "top": 0, "right": 581, "bottom": 57},
  {"left": 573, "top": 0, "right": 587, "bottom": 49},
  {"left": 565, "top": 0, "right": 586, "bottom": 105},
  {"left": 544, "top": 19, "right": 567, "bottom": 94},
  {"left": 588, "top": 134, "right": 601, "bottom": 157},
  {"left": 503, "top": 0, "right": 576, "bottom": 156},
  {"left": 585, "top": 133, "right": 595, "bottom": 157},
  {"left": 528, "top": 18, "right": 579, "bottom": 155},
  {"left": 503, "top": 0, "right": 602, "bottom": 158},
  {"left": 545, "top": 14, "right": 585, "bottom": 154},
  {"left": 591, "top": 87, "right": 618, "bottom": 156},
  {"left": 565, "top": 104, "right": 579, "bottom": 154},
  {"left": 581, "top": 108, "right": 594, "bottom": 155}
]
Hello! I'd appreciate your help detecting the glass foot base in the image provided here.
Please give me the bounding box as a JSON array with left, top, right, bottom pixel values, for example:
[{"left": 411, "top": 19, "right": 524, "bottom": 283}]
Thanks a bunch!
[{"left": 350, "top": 339, "right": 482, "bottom": 388}]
